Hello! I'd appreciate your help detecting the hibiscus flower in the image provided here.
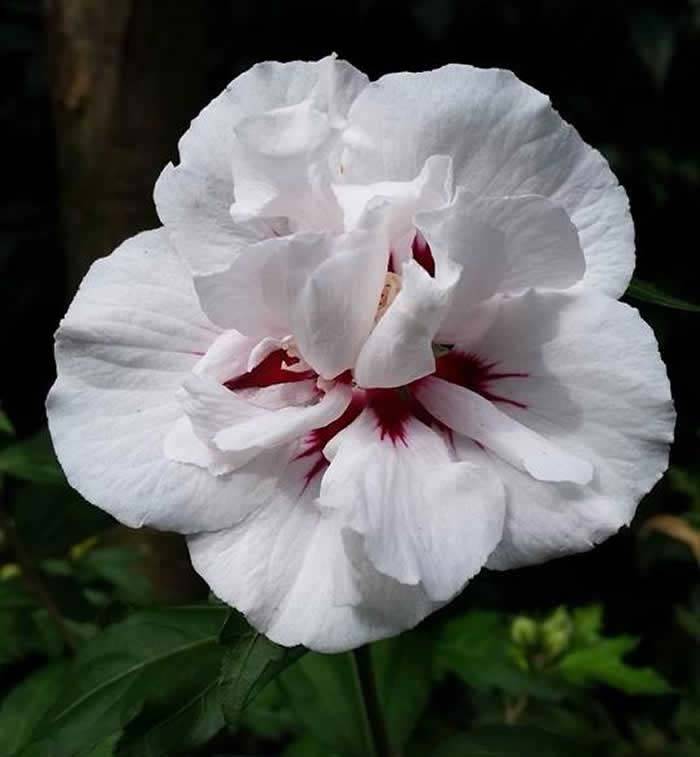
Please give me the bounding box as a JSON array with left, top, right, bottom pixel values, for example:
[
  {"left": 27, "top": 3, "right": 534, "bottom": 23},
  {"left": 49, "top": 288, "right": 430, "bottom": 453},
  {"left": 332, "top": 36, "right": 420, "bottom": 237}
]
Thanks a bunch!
[{"left": 47, "top": 55, "right": 674, "bottom": 652}]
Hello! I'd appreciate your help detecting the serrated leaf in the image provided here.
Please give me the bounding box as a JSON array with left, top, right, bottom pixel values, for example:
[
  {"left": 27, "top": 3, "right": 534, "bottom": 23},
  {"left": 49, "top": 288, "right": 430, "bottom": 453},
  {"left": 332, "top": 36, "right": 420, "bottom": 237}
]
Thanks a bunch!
[
  {"left": 558, "top": 637, "right": 672, "bottom": 695},
  {"left": 626, "top": 279, "right": 700, "bottom": 312},
  {"left": 0, "top": 662, "right": 68, "bottom": 756},
  {"left": 372, "top": 630, "right": 434, "bottom": 751},
  {"left": 219, "top": 611, "right": 306, "bottom": 726},
  {"left": 0, "top": 429, "right": 64, "bottom": 485},
  {"left": 18, "top": 605, "right": 228, "bottom": 757},
  {"left": 434, "top": 725, "right": 589, "bottom": 757}
]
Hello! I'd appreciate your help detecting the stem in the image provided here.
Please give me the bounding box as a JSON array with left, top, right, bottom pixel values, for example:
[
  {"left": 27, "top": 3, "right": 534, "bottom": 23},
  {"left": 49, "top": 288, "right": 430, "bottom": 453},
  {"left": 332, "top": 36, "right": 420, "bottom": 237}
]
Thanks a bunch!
[
  {"left": 352, "top": 645, "right": 394, "bottom": 757},
  {"left": 0, "top": 478, "right": 77, "bottom": 653}
]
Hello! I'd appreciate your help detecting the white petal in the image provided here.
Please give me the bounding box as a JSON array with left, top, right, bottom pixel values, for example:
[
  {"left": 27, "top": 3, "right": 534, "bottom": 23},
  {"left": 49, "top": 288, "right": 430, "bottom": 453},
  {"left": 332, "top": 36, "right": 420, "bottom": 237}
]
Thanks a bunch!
[
  {"left": 195, "top": 230, "right": 388, "bottom": 379},
  {"left": 414, "top": 377, "right": 593, "bottom": 485},
  {"left": 334, "top": 154, "right": 452, "bottom": 252},
  {"left": 188, "top": 456, "right": 435, "bottom": 652},
  {"left": 417, "top": 190, "right": 585, "bottom": 320},
  {"left": 447, "top": 290, "right": 675, "bottom": 567},
  {"left": 158, "top": 57, "right": 368, "bottom": 272},
  {"left": 417, "top": 191, "right": 509, "bottom": 333},
  {"left": 354, "top": 259, "right": 459, "bottom": 388},
  {"left": 191, "top": 330, "right": 260, "bottom": 383},
  {"left": 154, "top": 162, "right": 286, "bottom": 275},
  {"left": 177, "top": 56, "right": 368, "bottom": 188},
  {"left": 230, "top": 99, "right": 344, "bottom": 232},
  {"left": 343, "top": 65, "right": 633, "bottom": 297},
  {"left": 320, "top": 410, "right": 506, "bottom": 601},
  {"left": 214, "top": 382, "right": 352, "bottom": 452},
  {"left": 469, "top": 194, "right": 585, "bottom": 292},
  {"left": 46, "top": 229, "right": 278, "bottom": 532}
]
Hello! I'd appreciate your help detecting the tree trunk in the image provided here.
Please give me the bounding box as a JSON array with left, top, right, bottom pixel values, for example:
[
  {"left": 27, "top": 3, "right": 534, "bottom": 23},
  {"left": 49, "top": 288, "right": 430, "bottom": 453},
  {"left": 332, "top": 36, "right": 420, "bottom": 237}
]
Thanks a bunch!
[
  {"left": 45, "top": 0, "right": 224, "bottom": 290},
  {"left": 45, "top": 0, "right": 229, "bottom": 600}
]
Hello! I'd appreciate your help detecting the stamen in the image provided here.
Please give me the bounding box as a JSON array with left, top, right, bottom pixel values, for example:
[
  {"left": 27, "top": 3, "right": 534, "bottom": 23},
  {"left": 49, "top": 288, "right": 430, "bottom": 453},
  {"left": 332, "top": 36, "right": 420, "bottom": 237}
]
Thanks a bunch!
[{"left": 375, "top": 272, "right": 402, "bottom": 322}]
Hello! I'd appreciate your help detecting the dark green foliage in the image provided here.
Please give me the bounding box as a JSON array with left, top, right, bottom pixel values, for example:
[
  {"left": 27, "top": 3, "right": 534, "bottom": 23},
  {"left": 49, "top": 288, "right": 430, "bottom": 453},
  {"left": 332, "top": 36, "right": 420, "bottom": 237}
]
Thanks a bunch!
[{"left": 219, "top": 611, "right": 307, "bottom": 727}]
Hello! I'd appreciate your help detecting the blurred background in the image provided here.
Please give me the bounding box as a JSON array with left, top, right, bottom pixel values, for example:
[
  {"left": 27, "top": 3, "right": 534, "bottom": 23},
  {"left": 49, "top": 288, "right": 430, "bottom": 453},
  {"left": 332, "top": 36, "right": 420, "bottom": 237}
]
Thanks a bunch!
[{"left": 0, "top": 1, "right": 699, "bottom": 755}]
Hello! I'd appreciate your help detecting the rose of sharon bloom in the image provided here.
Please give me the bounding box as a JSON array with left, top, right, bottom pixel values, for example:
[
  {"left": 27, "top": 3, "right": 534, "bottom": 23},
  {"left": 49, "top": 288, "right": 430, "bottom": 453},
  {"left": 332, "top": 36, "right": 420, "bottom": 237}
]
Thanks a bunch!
[{"left": 47, "top": 55, "right": 674, "bottom": 652}]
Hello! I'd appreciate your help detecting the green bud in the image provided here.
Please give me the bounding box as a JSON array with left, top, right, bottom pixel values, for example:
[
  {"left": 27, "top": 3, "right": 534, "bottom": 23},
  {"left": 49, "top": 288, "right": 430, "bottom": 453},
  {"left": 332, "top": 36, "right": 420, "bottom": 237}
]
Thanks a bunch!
[
  {"left": 511, "top": 615, "right": 538, "bottom": 647},
  {"left": 541, "top": 607, "right": 573, "bottom": 658}
]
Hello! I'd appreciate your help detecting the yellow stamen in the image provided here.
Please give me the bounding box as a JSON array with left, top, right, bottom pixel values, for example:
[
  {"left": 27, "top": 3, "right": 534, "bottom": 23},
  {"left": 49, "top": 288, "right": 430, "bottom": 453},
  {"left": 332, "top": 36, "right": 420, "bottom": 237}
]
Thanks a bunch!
[{"left": 375, "top": 272, "right": 402, "bottom": 322}]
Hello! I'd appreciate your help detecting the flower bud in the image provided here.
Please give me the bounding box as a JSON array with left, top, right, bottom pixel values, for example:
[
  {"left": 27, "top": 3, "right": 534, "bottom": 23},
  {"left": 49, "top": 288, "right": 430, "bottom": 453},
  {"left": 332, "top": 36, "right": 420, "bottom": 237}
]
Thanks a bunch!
[{"left": 511, "top": 615, "right": 538, "bottom": 647}]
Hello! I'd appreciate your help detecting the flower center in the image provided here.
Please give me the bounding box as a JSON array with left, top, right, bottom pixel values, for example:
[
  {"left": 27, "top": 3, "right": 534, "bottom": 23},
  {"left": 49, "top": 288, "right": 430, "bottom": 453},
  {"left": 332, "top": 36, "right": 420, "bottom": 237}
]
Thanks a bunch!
[{"left": 375, "top": 272, "right": 402, "bottom": 322}]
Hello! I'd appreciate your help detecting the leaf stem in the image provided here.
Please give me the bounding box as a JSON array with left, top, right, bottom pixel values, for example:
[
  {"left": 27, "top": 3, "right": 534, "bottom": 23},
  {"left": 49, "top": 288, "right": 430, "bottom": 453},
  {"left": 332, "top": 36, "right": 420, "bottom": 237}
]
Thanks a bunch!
[{"left": 352, "top": 645, "right": 393, "bottom": 757}]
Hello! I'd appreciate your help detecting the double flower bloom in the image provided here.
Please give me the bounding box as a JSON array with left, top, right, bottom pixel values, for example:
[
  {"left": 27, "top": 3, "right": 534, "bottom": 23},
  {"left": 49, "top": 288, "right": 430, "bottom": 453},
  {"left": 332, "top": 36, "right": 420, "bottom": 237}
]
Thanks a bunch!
[{"left": 47, "top": 56, "right": 674, "bottom": 652}]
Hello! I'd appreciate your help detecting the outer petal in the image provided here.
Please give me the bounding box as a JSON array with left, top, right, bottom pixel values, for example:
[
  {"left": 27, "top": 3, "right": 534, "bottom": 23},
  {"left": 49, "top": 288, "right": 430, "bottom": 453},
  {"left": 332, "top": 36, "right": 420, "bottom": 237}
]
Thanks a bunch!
[
  {"left": 156, "top": 56, "right": 368, "bottom": 273},
  {"left": 47, "top": 229, "right": 279, "bottom": 532},
  {"left": 187, "top": 455, "right": 436, "bottom": 652},
  {"left": 448, "top": 290, "right": 675, "bottom": 568},
  {"left": 343, "top": 65, "right": 633, "bottom": 297},
  {"left": 354, "top": 258, "right": 459, "bottom": 388},
  {"left": 320, "top": 410, "right": 506, "bottom": 601},
  {"left": 195, "top": 230, "right": 388, "bottom": 379}
]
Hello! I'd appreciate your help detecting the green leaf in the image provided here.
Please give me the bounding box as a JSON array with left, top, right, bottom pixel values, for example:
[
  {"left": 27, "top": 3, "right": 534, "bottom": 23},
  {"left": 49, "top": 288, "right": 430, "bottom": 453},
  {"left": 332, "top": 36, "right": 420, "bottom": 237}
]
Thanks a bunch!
[
  {"left": 436, "top": 611, "right": 565, "bottom": 700},
  {"left": 117, "top": 679, "right": 223, "bottom": 757},
  {"left": 279, "top": 652, "right": 375, "bottom": 757},
  {"left": 219, "top": 610, "right": 306, "bottom": 726},
  {"left": 558, "top": 637, "right": 672, "bottom": 695},
  {"left": 283, "top": 735, "right": 339, "bottom": 757},
  {"left": 19, "top": 605, "right": 228, "bottom": 757},
  {"left": 0, "top": 408, "right": 15, "bottom": 437},
  {"left": 0, "top": 429, "right": 64, "bottom": 485},
  {"left": 0, "top": 662, "right": 68, "bottom": 756},
  {"left": 0, "top": 579, "right": 48, "bottom": 669},
  {"left": 372, "top": 630, "right": 434, "bottom": 751},
  {"left": 240, "top": 682, "right": 297, "bottom": 739},
  {"left": 570, "top": 605, "right": 604, "bottom": 648},
  {"left": 0, "top": 578, "right": 36, "bottom": 611},
  {"left": 626, "top": 279, "right": 700, "bottom": 312},
  {"left": 78, "top": 733, "right": 122, "bottom": 757},
  {"left": 434, "top": 725, "right": 589, "bottom": 757},
  {"left": 13, "top": 483, "right": 112, "bottom": 559},
  {"left": 677, "top": 607, "right": 700, "bottom": 641}
]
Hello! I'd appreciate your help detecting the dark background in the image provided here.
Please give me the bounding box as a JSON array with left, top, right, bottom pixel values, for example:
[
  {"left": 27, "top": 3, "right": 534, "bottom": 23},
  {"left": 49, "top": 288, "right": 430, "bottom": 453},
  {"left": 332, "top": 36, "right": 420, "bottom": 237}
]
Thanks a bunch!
[{"left": 1, "top": 0, "right": 698, "bottom": 750}]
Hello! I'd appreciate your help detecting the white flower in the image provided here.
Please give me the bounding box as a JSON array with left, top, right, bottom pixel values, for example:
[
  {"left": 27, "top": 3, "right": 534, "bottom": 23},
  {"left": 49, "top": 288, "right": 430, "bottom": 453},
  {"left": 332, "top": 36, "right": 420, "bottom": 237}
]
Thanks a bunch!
[{"left": 47, "top": 55, "right": 674, "bottom": 652}]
